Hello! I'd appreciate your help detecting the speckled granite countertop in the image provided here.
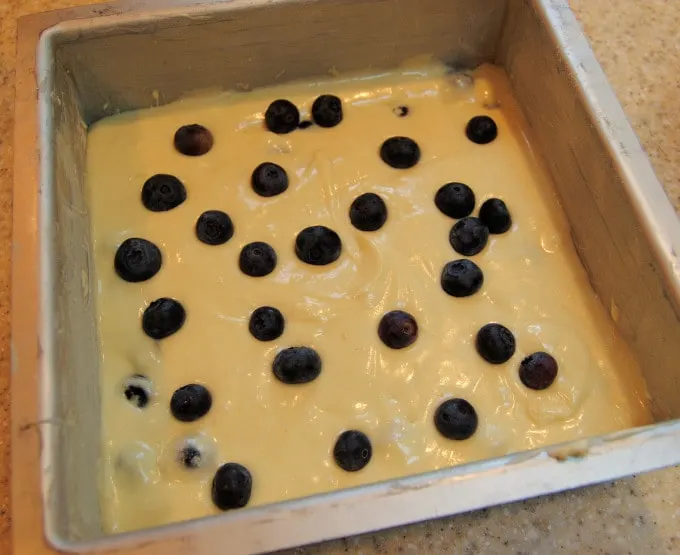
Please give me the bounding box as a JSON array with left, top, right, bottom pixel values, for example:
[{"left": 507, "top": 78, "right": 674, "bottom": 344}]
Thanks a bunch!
[{"left": 1, "top": 1, "right": 679, "bottom": 553}]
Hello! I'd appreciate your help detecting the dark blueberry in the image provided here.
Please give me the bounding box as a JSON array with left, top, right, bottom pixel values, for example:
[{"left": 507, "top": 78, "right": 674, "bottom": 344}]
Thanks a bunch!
[
  {"left": 174, "top": 124, "right": 213, "bottom": 156},
  {"left": 311, "top": 94, "right": 343, "bottom": 128},
  {"left": 479, "top": 198, "right": 512, "bottom": 234},
  {"left": 465, "top": 115, "right": 498, "bottom": 145},
  {"left": 142, "top": 298, "right": 186, "bottom": 340},
  {"left": 295, "top": 226, "right": 342, "bottom": 266},
  {"left": 141, "top": 174, "right": 187, "bottom": 212},
  {"left": 475, "top": 323, "right": 516, "bottom": 364},
  {"left": 379, "top": 136, "right": 421, "bottom": 169},
  {"left": 195, "top": 210, "right": 234, "bottom": 245},
  {"left": 298, "top": 120, "right": 314, "bottom": 130},
  {"left": 378, "top": 310, "right": 418, "bottom": 350},
  {"left": 264, "top": 99, "right": 300, "bottom": 134},
  {"left": 114, "top": 238, "right": 162, "bottom": 283},
  {"left": 123, "top": 375, "right": 151, "bottom": 408},
  {"left": 349, "top": 193, "right": 388, "bottom": 232},
  {"left": 393, "top": 106, "right": 409, "bottom": 117},
  {"left": 333, "top": 430, "right": 372, "bottom": 472},
  {"left": 211, "top": 463, "right": 252, "bottom": 510},
  {"left": 170, "top": 384, "right": 212, "bottom": 422},
  {"left": 440, "top": 259, "right": 484, "bottom": 297},
  {"left": 449, "top": 217, "right": 489, "bottom": 256},
  {"left": 179, "top": 445, "right": 202, "bottom": 469},
  {"left": 272, "top": 347, "right": 322, "bottom": 384},
  {"left": 249, "top": 306, "right": 285, "bottom": 341},
  {"left": 435, "top": 182, "right": 476, "bottom": 219},
  {"left": 519, "top": 352, "right": 559, "bottom": 390},
  {"left": 251, "top": 162, "right": 289, "bottom": 197},
  {"left": 239, "top": 242, "right": 277, "bottom": 277},
  {"left": 434, "top": 398, "right": 478, "bottom": 440}
]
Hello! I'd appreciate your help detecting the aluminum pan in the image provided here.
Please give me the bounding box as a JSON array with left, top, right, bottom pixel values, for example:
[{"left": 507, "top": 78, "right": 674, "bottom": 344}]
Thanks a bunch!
[{"left": 12, "top": 0, "right": 680, "bottom": 553}]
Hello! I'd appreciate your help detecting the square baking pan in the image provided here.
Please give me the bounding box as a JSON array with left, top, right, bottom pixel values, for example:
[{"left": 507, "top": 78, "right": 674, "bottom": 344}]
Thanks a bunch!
[{"left": 12, "top": 0, "right": 680, "bottom": 553}]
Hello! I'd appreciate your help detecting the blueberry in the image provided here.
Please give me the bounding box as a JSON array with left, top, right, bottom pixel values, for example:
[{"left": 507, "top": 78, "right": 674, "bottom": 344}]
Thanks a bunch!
[
  {"left": 251, "top": 162, "right": 289, "bottom": 197},
  {"left": 379, "top": 137, "right": 421, "bottom": 169},
  {"left": 475, "top": 323, "right": 516, "bottom": 364},
  {"left": 333, "top": 430, "right": 372, "bottom": 472},
  {"left": 519, "top": 352, "right": 558, "bottom": 390},
  {"left": 179, "top": 445, "right": 202, "bottom": 469},
  {"left": 479, "top": 198, "right": 512, "bottom": 234},
  {"left": 295, "top": 226, "right": 342, "bottom": 266},
  {"left": 211, "top": 463, "right": 252, "bottom": 510},
  {"left": 249, "top": 306, "right": 285, "bottom": 341},
  {"left": 142, "top": 298, "right": 186, "bottom": 340},
  {"left": 239, "top": 242, "right": 277, "bottom": 277},
  {"left": 170, "top": 384, "right": 212, "bottom": 422},
  {"left": 434, "top": 398, "right": 478, "bottom": 440},
  {"left": 114, "top": 238, "right": 162, "bottom": 283},
  {"left": 349, "top": 193, "right": 388, "bottom": 232},
  {"left": 272, "top": 347, "right": 322, "bottom": 384},
  {"left": 435, "top": 182, "right": 476, "bottom": 219},
  {"left": 195, "top": 210, "right": 234, "bottom": 245},
  {"left": 174, "top": 124, "right": 213, "bottom": 156},
  {"left": 141, "top": 174, "right": 187, "bottom": 212},
  {"left": 123, "top": 375, "right": 151, "bottom": 408},
  {"left": 393, "top": 106, "right": 409, "bottom": 117},
  {"left": 298, "top": 120, "right": 314, "bottom": 130},
  {"left": 264, "top": 99, "right": 300, "bottom": 134},
  {"left": 440, "top": 259, "right": 484, "bottom": 297},
  {"left": 378, "top": 310, "right": 418, "bottom": 349},
  {"left": 466, "top": 115, "right": 497, "bottom": 145},
  {"left": 311, "top": 94, "right": 343, "bottom": 128},
  {"left": 449, "top": 217, "right": 489, "bottom": 256}
]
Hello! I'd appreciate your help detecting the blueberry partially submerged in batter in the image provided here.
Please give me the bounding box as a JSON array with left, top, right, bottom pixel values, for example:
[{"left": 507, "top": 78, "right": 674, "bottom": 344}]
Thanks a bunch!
[
  {"left": 123, "top": 375, "right": 152, "bottom": 408},
  {"left": 519, "top": 352, "right": 559, "bottom": 390},
  {"left": 211, "top": 463, "right": 253, "bottom": 510},
  {"left": 435, "top": 182, "right": 476, "bottom": 219},
  {"left": 170, "top": 384, "right": 212, "bottom": 422},
  {"left": 249, "top": 306, "right": 285, "bottom": 341},
  {"left": 264, "top": 99, "right": 300, "bottom": 134},
  {"left": 272, "top": 347, "right": 322, "bottom": 384},
  {"left": 195, "top": 210, "right": 234, "bottom": 245},
  {"left": 434, "top": 398, "right": 478, "bottom": 440},
  {"left": 440, "top": 259, "right": 484, "bottom": 297},
  {"left": 380, "top": 136, "right": 421, "bottom": 169},
  {"left": 174, "top": 124, "right": 213, "bottom": 156},
  {"left": 393, "top": 106, "right": 409, "bottom": 117},
  {"left": 251, "top": 162, "right": 289, "bottom": 197},
  {"left": 239, "top": 242, "right": 277, "bottom": 277},
  {"left": 349, "top": 193, "right": 388, "bottom": 232},
  {"left": 142, "top": 298, "right": 186, "bottom": 340},
  {"left": 179, "top": 445, "right": 202, "bottom": 469},
  {"left": 114, "top": 238, "right": 162, "bottom": 283},
  {"left": 295, "top": 226, "right": 342, "bottom": 266},
  {"left": 449, "top": 217, "right": 489, "bottom": 256},
  {"left": 141, "top": 174, "right": 187, "bottom": 212},
  {"left": 479, "top": 198, "right": 512, "bottom": 234},
  {"left": 466, "top": 115, "right": 498, "bottom": 145},
  {"left": 333, "top": 430, "right": 372, "bottom": 472},
  {"left": 476, "top": 323, "right": 516, "bottom": 364},
  {"left": 378, "top": 310, "right": 418, "bottom": 350},
  {"left": 312, "top": 94, "right": 343, "bottom": 128}
]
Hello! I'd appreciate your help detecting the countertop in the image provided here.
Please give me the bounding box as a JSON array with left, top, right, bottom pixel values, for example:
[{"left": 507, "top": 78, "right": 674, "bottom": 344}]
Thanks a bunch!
[{"left": 1, "top": 0, "right": 679, "bottom": 553}]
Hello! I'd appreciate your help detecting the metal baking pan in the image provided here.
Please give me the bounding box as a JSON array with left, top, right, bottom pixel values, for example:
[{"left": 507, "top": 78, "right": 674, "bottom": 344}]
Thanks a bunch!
[{"left": 12, "top": 0, "right": 680, "bottom": 553}]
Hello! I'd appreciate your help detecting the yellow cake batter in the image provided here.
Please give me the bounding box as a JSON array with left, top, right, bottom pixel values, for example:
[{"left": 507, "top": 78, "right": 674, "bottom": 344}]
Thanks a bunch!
[{"left": 85, "top": 61, "right": 652, "bottom": 533}]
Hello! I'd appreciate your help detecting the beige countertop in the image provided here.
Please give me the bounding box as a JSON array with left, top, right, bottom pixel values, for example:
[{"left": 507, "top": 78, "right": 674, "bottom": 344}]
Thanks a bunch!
[{"left": 1, "top": 1, "right": 679, "bottom": 553}]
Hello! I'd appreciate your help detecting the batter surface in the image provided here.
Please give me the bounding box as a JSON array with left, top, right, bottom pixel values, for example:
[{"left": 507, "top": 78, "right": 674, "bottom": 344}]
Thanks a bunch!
[{"left": 86, "top": 61, "right": 651, "bottom": 533}]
